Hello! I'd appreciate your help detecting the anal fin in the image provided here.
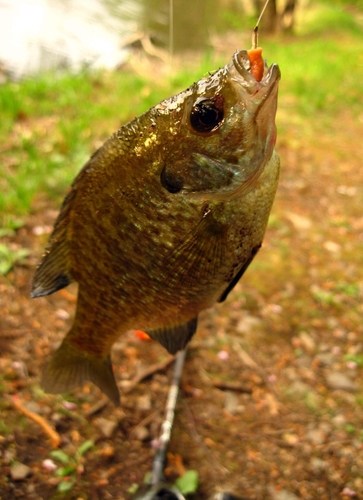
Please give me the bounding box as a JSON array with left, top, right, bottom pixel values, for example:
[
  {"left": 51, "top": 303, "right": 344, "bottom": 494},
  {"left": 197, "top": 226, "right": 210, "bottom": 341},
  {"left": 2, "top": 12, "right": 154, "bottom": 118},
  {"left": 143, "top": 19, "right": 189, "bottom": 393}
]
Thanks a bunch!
[
  {"left": 41, "top": 336, "right": 120, "bottom": 406},
  {"left": 146, "top": 317, "right": 198, "bottom": 354}
]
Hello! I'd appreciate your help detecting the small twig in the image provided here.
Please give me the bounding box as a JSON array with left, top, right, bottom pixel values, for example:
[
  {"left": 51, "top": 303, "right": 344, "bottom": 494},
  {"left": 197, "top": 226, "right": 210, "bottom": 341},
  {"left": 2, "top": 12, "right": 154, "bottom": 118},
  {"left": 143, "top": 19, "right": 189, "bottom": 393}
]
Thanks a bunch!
[
  {"left": 249, "top": 422, "right": 295, "bottom": 435},
  {"left": 212, "top": 380, "right": 252, "bottom": 393},
  {"left": 317, "top": 439, "right": 353, "bottom": 451},
  {"left": 10, "top": 396, "right": 61, "bottom": 448},
  {"left": 122, "top": 355, "right": 175, "bottom": 394},
  {"left": 83, "top": 397, "right": 109, "bottom": 418},
  {"left": 182, "top": 398, "right": 229, "bottom": 477},
  {"left": 231, "top": 339, "right": 276, "bottom": 392},
  {"left": 121, "top": 31, "right": 169, "bottom": 62},
  {"left": 263, "top": 428, "right": 295, "bottom": 435},
  {"left": 140, "top": 35, "right": 169, "bottom": 62},
  {"left": 120, "top": 31, "right": 145, "bottom": 48},
  {"left": 58, "top": 288, "right": 77, "bottom": 303},
  {"left": 129, "top": 410, "right": 160, "bottom": 436}
]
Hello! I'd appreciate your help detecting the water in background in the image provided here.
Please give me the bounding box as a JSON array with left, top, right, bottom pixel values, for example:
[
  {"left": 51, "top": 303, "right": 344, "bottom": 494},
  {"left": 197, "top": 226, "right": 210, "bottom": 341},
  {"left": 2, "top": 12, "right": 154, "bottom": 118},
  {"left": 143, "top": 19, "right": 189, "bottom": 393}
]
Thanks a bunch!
[{"left": 0, "top": 0, "right": 250, "bottom": 80}]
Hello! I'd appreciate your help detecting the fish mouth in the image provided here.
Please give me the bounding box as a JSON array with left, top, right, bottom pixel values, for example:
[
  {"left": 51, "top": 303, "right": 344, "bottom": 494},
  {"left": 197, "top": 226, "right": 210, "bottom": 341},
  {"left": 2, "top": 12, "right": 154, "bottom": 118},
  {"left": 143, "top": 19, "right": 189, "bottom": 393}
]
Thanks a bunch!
[{"left": 232, "top": 49, "right": 280, "bottom": 94}]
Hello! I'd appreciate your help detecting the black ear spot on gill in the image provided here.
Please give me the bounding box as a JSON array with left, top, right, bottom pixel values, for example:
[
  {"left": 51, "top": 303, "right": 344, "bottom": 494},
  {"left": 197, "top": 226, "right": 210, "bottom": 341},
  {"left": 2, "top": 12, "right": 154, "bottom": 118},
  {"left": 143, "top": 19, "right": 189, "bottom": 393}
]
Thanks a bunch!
[
  {"left": 160, "top": 165, "right": 183, "bottom": 194},
  {"left": 190, "top": 95, "right": 224, "bottom": 133}
]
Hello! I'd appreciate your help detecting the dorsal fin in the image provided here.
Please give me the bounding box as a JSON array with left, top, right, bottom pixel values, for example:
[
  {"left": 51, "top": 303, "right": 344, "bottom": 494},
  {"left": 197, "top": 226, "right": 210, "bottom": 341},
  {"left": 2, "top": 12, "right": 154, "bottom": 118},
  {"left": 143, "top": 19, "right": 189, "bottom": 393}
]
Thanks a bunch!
[
  {"left": 31, "top": 190, "right": 75, "bottom": 298},
  {"left": 31, "top": 239, "right": 72, "bottom": 297}
]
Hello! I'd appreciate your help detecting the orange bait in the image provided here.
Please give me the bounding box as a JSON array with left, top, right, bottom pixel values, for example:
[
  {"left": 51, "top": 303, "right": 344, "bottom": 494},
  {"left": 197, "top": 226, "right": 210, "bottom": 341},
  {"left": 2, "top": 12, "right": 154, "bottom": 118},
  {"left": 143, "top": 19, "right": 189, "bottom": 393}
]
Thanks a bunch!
[
  {"left": 247, "top": 46, "right": 264, "bottom": 82},
  {"left": 247, "top": 0, "right": 271, "bottom": 83}
]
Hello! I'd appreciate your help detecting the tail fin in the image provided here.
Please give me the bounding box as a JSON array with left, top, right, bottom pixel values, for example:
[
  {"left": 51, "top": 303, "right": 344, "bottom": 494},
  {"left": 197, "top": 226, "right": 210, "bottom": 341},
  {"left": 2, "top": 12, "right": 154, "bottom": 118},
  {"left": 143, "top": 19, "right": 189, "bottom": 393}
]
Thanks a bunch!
[{"left": 41, "top": 337, "right": 120, "bottom": 406}]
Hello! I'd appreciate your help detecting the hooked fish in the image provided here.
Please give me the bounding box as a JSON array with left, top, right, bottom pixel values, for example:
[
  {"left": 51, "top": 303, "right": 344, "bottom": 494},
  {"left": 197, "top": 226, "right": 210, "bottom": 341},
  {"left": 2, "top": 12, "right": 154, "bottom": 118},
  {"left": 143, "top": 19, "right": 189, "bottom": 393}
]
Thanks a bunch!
[{"left": 32, "top": 47, "right": 280, "bottom": 405}]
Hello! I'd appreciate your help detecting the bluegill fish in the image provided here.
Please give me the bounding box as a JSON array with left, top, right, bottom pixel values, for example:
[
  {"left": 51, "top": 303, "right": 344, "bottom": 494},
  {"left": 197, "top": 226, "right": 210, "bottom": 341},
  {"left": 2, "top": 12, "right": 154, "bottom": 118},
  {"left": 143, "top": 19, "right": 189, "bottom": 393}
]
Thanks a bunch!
[{"left": 32, "top": 49, "right": 280, "bottom": 405}]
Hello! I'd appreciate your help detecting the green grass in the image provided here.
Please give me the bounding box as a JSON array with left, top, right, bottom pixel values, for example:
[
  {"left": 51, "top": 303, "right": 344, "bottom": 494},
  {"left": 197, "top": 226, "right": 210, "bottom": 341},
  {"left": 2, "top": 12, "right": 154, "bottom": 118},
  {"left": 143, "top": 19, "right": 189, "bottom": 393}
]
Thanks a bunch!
[
  {"left": 298, "top": 1, "right": 363, "bottom": 35},
  {"left": 269, "top": 34, "right": 363, "bottom": 117},
  {"left": 265, "top": 2, "right": 363, "bottom": 121},
  {"left": 0, "top": 1, "right": 362, "bottom": 218},
  {"left": 0, "top": 70, "right": 168, "bottom": 216}
]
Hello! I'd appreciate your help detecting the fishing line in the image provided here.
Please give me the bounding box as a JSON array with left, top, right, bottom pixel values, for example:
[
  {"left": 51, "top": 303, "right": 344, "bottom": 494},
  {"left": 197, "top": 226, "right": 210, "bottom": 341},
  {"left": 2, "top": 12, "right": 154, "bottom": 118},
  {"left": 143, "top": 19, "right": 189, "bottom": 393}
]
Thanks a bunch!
[
  {"left": 169, "top": 0, "right": 174, "bottom": 63},
  {"left": 252, "top": 0, "right": 271, "bottom": 49}
]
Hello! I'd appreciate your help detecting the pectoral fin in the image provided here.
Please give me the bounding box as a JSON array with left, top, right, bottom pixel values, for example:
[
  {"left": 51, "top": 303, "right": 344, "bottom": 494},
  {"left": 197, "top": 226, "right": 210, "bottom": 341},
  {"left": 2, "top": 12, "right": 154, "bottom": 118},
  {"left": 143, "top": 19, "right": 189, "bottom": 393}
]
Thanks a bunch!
[
  {"left": 146, "top": 317, "right": 198, "bottom": 354},
  {"left": 161, "top": 154, "right": 239, "bottom": 195},
  {"left": 160, "top": 210, "right": 226, "bottom": 290},
  {"left": 41, "top": 336, "right": 120, "bottom": 406}
]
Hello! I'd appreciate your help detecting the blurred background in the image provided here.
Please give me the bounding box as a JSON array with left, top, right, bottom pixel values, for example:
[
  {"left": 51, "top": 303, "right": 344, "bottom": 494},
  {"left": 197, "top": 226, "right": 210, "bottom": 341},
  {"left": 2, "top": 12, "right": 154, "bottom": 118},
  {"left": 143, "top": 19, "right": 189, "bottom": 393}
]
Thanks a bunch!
[
  {"left": 0, "top": 0, "right": 310, "bottom": 80},
  {"left": 0, "top": 1, "right": 363, "bottom": 499},
  {"left": 1, "top": 0, "right": 361, "bottom": 79}
]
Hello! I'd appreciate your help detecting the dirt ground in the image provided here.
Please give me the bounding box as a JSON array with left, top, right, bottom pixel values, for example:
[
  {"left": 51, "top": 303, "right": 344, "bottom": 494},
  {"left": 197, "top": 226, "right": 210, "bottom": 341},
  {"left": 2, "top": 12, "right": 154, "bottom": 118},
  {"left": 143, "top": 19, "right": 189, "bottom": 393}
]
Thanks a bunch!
[{"left": 1, "top": 72, "right": 363, "bottom": 499}]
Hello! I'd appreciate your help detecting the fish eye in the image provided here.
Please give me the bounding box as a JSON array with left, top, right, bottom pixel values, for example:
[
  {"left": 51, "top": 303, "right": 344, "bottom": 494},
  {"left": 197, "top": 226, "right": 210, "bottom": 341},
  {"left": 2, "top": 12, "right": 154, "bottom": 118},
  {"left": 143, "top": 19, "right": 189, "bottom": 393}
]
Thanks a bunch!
[{"left": 190, "top": 96, "right": 224, "bottom": 133}]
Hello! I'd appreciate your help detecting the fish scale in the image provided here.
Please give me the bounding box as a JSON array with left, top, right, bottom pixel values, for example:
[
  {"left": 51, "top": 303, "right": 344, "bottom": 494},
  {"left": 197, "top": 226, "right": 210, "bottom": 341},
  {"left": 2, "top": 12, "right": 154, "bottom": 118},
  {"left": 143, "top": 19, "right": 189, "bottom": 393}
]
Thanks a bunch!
[{"left": 32, "top": 49, "right": 280, "bottom": 405}]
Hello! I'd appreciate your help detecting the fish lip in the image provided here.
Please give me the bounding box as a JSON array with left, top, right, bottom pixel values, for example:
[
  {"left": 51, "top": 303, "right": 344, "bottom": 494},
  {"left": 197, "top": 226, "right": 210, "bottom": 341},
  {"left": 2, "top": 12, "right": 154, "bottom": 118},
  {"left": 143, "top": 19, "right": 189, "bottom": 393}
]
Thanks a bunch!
[{"left": 232, "top": 49, "right": 281, "bottom": 92}]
